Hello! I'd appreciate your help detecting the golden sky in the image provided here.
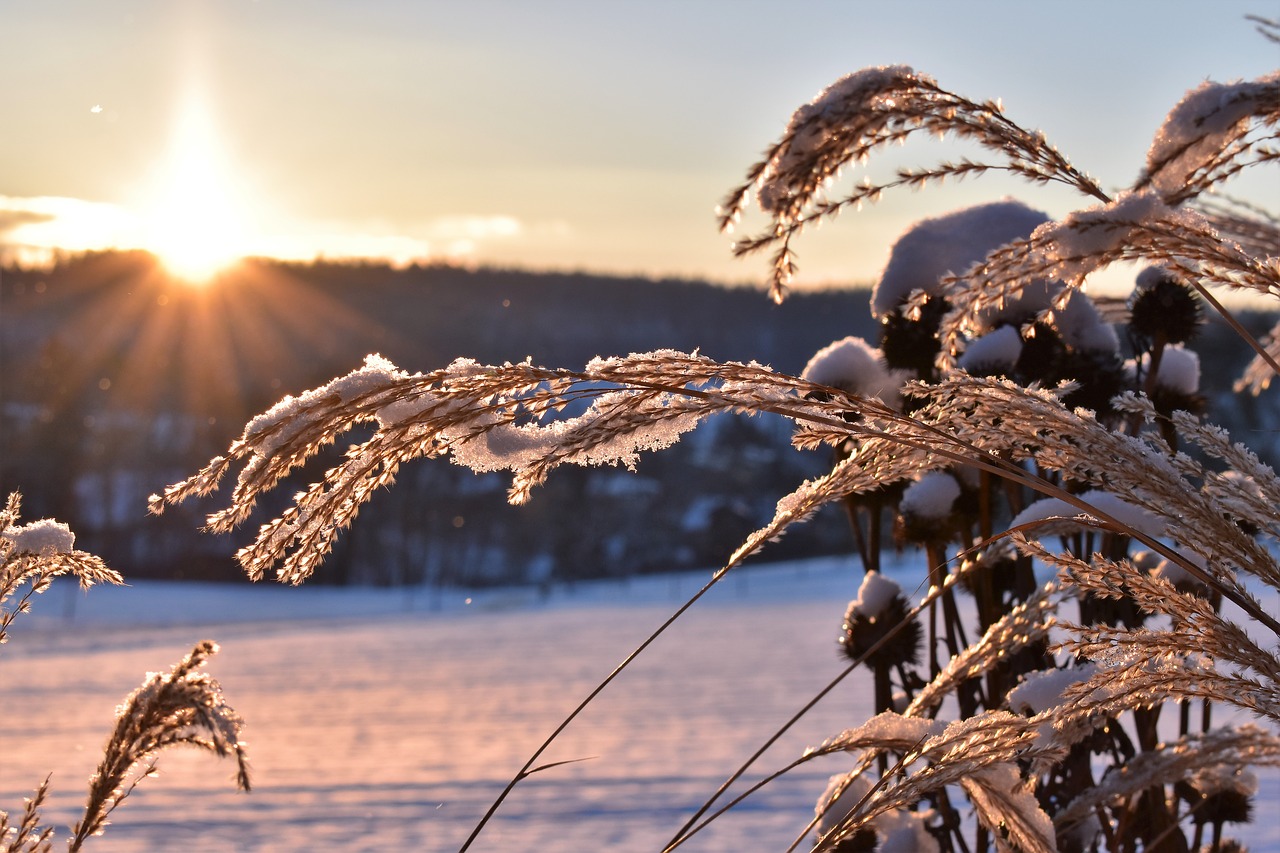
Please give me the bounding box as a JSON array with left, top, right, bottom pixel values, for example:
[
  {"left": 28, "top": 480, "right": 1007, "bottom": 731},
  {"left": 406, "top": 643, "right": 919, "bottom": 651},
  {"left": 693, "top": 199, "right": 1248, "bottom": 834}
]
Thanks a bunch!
[{"left": 2, "top": 0, "right": 1276, "bottom": 288}]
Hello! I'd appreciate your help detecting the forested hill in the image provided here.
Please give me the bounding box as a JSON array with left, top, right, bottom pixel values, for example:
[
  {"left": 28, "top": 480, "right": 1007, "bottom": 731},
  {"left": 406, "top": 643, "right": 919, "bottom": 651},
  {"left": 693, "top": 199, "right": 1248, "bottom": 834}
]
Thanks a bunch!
[
  {"left": 4, "top": 253, "right": 1278, "bottom": 587},
  {"left": 1, "top": 252, "right": 879, "bottom": 400},
  {"left": 274, "top": 260, "right": 881, "bottom": 374},
  {"left": 0, "top": 253, "right": 879, "bottom": 584}
]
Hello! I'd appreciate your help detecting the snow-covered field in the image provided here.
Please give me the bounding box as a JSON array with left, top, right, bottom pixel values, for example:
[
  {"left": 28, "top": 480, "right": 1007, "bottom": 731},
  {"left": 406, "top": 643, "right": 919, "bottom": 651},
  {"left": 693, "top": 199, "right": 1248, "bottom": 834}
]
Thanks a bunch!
[{"left": 1, "top": 558, "right": 1276, "bottom": 851}]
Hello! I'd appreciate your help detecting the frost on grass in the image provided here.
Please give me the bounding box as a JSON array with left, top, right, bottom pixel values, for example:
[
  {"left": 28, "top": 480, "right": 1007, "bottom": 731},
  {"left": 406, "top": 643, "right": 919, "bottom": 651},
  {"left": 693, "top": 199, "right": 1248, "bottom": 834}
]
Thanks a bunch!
[
  {"left": 755, "top": 65, "right": 927, "bottom": 219},
  {"left": 244, "top": 354, "right": 406, "bottom": 456},
  {"left": 153, "top": 352, "right": 853, "bottom": 583},
  {"left": 68, "top": 641, "right": 250, "bottom": 851},
  {"left": 1008, "top": 489, "right": 1168, "bottom": 540},
  {"left": 1142, "top": 70, "right": 1280, "bottom": 198}
]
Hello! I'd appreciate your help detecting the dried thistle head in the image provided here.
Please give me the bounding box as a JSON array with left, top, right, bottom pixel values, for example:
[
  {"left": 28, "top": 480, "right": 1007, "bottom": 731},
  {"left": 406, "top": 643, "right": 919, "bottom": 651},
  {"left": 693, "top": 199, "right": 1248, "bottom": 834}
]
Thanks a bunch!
[
  {"left": 839, "top": 573, "right": 922, "bottom": 670},
  {"left": 1175, "top": 768, "right": 1255, "bottom": 828},
  {"left": 879, "top": 296, "right": 948, "bottom": 382},
  {"left": 1129, "top": 266, "right": 1204, "bottom": 345},
  {"left": 895, "top": 470, "right": 970, "bottom": 546}
]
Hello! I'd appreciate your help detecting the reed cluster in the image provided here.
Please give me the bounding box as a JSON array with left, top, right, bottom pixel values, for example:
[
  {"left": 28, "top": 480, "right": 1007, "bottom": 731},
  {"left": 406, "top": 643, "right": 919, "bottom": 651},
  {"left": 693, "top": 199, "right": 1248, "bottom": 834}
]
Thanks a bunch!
[{"left": 157, "top": 23, "right": 1280, "bottom": 852}]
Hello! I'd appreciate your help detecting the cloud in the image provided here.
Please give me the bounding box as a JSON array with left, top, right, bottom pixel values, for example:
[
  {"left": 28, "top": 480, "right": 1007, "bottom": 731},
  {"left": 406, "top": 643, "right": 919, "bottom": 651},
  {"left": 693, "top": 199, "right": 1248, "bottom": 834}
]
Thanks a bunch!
[
  {"left": 252, "top": 232, "right": 435, "bottom": 268},
  {"left": 418, "top": 215, "right": 524, "bottom": 260},
  {"left": 0, "top": 208, "right": 55, "bottom": 235},
  {"left": 0, "top": 196, "right": 142, "bottom": 264},
  {"left": 251, "top": 215, "right": 526, "bottom": 267},
  {"left": 0, "top": 196, "right": 530, "bottom": 270},
  {"left": 422, "top": 215, "right": 522, "bottom": 242}
]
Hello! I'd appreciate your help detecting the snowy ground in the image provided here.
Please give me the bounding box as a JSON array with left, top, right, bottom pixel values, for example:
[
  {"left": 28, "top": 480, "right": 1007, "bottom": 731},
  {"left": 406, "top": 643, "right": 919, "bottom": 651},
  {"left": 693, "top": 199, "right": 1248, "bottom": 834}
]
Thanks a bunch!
[{"left": 1, "top": 557, "right": 1277, "bottom": 852}]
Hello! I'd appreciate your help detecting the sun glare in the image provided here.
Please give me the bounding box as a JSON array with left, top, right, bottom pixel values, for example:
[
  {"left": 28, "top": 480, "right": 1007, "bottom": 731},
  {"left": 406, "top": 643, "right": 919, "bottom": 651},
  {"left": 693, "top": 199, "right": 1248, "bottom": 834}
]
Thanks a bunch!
[{"left": 139, "top": 94, "right": 250, "bottom": 284}]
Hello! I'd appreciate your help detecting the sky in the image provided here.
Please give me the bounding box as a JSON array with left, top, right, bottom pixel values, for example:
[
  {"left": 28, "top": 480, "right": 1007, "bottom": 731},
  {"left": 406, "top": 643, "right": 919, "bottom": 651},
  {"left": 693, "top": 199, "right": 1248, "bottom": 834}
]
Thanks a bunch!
[{"left": 1, "top": 0, "right": 1277, "bottom": 289}]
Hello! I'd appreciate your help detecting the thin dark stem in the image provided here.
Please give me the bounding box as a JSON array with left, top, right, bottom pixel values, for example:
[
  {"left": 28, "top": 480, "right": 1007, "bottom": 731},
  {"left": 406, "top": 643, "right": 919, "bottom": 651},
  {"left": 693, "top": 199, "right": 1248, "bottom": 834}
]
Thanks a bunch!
[
  {"left": 1190, "top": 276, "right": 1280, "bottom": 379},
  {"left": 457, "top": 563, "right": 736, "bottom": 852},
  {"left": 660, "top": 659, "right": 860, "bottom": 852},
  {"left": 662, "top": 575, "right": 968, "bottom": 852}
]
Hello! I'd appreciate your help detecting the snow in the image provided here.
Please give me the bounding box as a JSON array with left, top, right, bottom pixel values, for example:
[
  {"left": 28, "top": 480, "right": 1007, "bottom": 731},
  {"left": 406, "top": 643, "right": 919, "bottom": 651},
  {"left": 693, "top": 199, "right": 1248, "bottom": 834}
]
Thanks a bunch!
[
  {"left": 801, "top": 336, "right": 900, "bottom": 405},
  {"left": 1151, "top": 344, "right": 1201, "bottom": 395},
  {"left": 0, "top": 559, "right": 887, "bottom": 851},
  {"left": 1190, "top": 764, "right": 1258, "bottom": 798},
  {"left": 1027, "top": 190, "right": 1209, "bottom": 286},
  {"left": 1124, "top": 344, "right": 1202, "bottom": 395},
  {"left": 899, "top": 471, "right": 961, "bottom": 522},
  {"left": 814, "top": 757, "right": 940, "bottom": 851},
  {"left": 1, "top": 519, "right": 75, "bottom": 555},
  {"left": 849, "top": 572, "right": 904, "bottom": 620},
  {"left": 872, "top": 200, "right": 1051, "bottom": 318},
  {"left": 1007, "top": 664, "right": 1099, "bottom": 716},
  {"left": 1136, "top": 265, "right": 1169, "bottom": 290},
  {"left": 245, "top": 354, "right": 405, "bottom": 454},
  {"left": 1144, "top": 71, "right": 1280, "bottom": 195},
  {"left": 0, "top": 555, "right": 1275, "bottom": 852},
  {"left": 876, "top": 807, "right": 939, "bottom": 853},
  {"left": 832, "top": 710, "right": 944, "bottom": 748},
  {"left": 1050, "top": 290, "right": 1119, "bottom": 354},
  {"left": 814, "top": 772, "right": 871, "bottom": 836},
  {"left": 1008, "top": 489, "right": 1167, "bottom": 540},
  {"left": 958, "top": 325, "right": 1022, "bottom": 373}
]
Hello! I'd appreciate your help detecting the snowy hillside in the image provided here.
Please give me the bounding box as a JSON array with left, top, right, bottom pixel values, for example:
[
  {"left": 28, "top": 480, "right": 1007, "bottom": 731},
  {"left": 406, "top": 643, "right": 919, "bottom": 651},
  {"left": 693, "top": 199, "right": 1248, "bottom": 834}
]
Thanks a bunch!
[{"left": 2, "top": 557, "right": 1277, "bottom": 851}]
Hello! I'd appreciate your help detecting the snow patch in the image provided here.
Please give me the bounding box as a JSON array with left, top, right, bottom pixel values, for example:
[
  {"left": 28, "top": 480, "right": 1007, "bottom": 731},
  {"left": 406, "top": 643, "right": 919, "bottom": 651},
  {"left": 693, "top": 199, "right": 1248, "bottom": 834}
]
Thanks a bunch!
[
  {"left": 900, "top": 472, "right": 961, "bottom": 522},
  {"left": 1009, "top": 490, "right": 1166, "bottom": 539},
  {"left": 1149, "top": 345, "right": 1201, "bottom": 395},
  {"left": 873, "top": 200, "right": 1051, "bottom": 318},
  {"left": 877, "top": 808, "right": 939, "bottom": 853},
  {"left": 802, "top": 336, "right": 902, "bottom": 405},
  {"left": 1, "top": 519, "right": 75, "bottom": 555},
  {"left": 959, "top": 325, "right": 1022, "bottom": 373},
  {"left": 1007, "top": 664, "right": 1098, "bottom": 715},
  {"left": 851, "top": 571, "right": 903, "bottom": 619}
]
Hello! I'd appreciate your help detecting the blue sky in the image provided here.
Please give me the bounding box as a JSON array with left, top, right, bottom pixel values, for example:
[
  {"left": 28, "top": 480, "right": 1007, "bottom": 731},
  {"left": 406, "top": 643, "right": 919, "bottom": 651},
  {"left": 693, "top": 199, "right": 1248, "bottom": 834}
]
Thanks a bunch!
[{"left": 1, "top": 0, "right": 1276, "bottom": 286}]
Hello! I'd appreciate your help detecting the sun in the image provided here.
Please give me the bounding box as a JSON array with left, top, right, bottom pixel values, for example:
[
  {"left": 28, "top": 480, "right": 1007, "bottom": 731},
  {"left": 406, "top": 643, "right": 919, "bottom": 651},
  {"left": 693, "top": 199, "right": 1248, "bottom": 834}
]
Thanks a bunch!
[{"left": 138, "top": 94, "right": 251, "bottom": 284}]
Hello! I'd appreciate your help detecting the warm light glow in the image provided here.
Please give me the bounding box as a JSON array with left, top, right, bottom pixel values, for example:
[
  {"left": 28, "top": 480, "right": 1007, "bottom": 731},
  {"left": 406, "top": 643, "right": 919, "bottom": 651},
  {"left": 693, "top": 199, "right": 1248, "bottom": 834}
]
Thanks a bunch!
[{"left": 138, "top": 93, "right": 250, "bottom": 284}]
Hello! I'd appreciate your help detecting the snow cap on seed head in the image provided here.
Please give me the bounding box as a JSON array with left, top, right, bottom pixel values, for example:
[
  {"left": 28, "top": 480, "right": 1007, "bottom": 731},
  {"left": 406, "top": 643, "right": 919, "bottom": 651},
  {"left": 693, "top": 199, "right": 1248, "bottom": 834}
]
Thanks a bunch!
[
  {"left": 958, "top": 325, "right": 1022, "bottom": 374},
  {"left": 851, "top": 570, "right": 903, "bottom": 619},
  {"left": 900, "top": 471, "right": 961, "bottom": 523},
  {"left": 872, "top": 199, "right": 1052, "bottom": 319},
  {"left": 802, "top": 336, "right": 904, "bottom": 408},
  {"left": 1, "top": 519, "right": 75, "bottom": 555}
]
